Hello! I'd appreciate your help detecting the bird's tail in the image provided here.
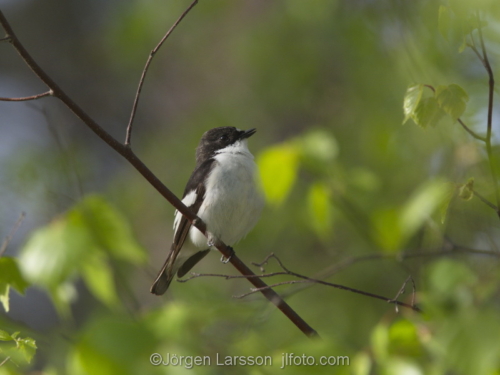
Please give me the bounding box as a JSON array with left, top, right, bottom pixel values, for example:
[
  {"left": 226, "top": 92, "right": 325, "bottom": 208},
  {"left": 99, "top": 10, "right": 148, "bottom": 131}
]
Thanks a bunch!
[
  {"left": 150, "top": 250, "right": 176, "bottom": 295},
  {"left": 150, "top": 248, "right": 211, "bottom": 295}
]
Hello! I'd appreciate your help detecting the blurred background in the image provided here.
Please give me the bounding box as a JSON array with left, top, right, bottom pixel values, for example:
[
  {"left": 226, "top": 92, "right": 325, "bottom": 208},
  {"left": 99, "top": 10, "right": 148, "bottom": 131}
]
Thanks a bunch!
[{"left": 1, "top": 0, "right": 500, "bottom": 374}]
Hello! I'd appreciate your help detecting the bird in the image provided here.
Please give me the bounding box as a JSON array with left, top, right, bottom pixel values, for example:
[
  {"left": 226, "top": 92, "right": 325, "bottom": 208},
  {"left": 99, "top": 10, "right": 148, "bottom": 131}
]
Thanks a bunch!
[{"left": 150, "top": 126, "right": 264, "bottom": 295}]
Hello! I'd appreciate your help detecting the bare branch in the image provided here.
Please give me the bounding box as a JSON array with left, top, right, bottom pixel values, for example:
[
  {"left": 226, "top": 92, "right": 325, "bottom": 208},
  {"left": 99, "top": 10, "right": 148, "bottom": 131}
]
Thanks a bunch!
[
  {"left": 186, "top": 242, "right": 499, "bottom": 309},
  {"left": 0, "top": 212, "right": 26, "bottom": 258},
  {"left": 182, "top": 253, "right": 422, "bottom": 313},
  {"left": 125, "top": 0, "right": 199, "bottom": 146},
  {"left": 0, "top": 7, "right": 318, "bottom": 338},
  {"left": 0, "top": 91, "right": 52, "bottom": 101},
  {"left": 276, "top": 243, "right": 500, "bottom": 299}
]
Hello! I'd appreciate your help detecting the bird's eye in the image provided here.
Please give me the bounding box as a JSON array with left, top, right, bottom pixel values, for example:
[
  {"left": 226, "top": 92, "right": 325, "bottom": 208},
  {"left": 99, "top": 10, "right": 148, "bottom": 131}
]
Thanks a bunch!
[{"left": 219, "top": 135, "right": 228, "bottom": 141}]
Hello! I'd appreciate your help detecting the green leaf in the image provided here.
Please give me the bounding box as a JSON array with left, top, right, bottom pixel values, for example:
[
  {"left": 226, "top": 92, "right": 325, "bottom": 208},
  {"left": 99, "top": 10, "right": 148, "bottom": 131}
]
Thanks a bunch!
[
  {"left": 0, "top": 257, "right": 30, "bottom": 312},
  {"left": 371, "top": 323, "right": 389, "bottom": 362},
  {"left": 428, "top": 259, "right": 477, "bottom": 295},
  {"left": 351, "top": 352, "right": 372, "bottom": 375},
  {"left": 459, "top": 177, "right": 474, "bottom": 201},
  {"left": 0, "top": 332, "right": 37, "bottom": 365},
  {"left": 257, "top": 142, "right": 300, "bottom": 206},
  {"left": 467, "top": 15, "right": 488, "bottom": 33},
  {"left": 72, "top": 314, "right": 157, "bottom": 375},
  {"left": 438, "top": 5, "right": 452, "bottom": 41},
  {"left": 0, "top": 284, "right": 10, "bottom": 312},
  {"left": 19, "top": 214, "right": 91, "bottom": 316},
  {"left": 20, "top": 217, "right": 91, "bottom": 289},
  {"left": 402, "top": 84, "right": 423, "bottom": 124},
  {"left": 18, "top": 337, "right": 37, "bottom": 364},
  {"left": 372, "top": 208, "right": 403, "bottom": 252},
  {"left": 413, "top": 97, "right": 446, "bottom": 128},
  {"left": 300, "top": 129, "right": 338, "bottom": 165},
  {"left": 436, "top": 84, "right": 469, "bottom": 120},
  {"left": 349, "top": 167, "right": 381, "bottom": 192},
  {"left": 400, "top": 179, "right": 450, "bottom": 239},
  {"left": 0, "top": 330, "right": 13, "bottom": 341},
  {"left": 307, "top": 182, "right": 333, "bottom": 239},
  {"left": 81, "top": 253, "right": 120, "bottom": 309},
  {"left": 0, "top": 257, "right": 29, "bottom": 294},
  {"left": 74, "top": 195, "right": 146, "bottom": 264},
  {"left": 439, "top": 182, "right": 456, "bottom": 223},
  {"left": 20, "top": 195, "right": 145, "bottom": 315},
  {"left": 458, "top": 38, "right": 467, "bottom": 53},
  {"left": 388, "top": 320, "right": 422, "bottom": 357},
  {"left": 52, "top": 282, "right": 78, "bottom": 318}
]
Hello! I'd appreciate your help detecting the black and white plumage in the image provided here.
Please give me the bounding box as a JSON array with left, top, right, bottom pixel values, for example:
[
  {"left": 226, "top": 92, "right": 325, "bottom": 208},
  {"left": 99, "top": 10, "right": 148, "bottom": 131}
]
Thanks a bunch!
[{"left": 150, "top": 127, "right": 264, "bottom": 295}]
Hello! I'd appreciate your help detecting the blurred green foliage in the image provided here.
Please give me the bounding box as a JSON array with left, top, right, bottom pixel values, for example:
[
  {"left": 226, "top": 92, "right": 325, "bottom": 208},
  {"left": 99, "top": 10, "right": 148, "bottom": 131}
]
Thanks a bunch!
[
  {"left": 0, "top": 330, "right": 36, "bottom": 366},
  {"left": 0, "top": 258, "right": 28, "bottom": 313},
  {"left": 2, "top": 0, "right": 500, "bottom": 374},
  {"left": 17, "top": 195, "right": 146, "bottom": 317}
]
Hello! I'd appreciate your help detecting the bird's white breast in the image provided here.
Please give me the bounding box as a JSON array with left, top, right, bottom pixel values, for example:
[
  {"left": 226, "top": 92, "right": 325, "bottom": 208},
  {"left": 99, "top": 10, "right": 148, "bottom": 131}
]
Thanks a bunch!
[{"left": 190, "top": 140, "right": 264, "bottom": 249}]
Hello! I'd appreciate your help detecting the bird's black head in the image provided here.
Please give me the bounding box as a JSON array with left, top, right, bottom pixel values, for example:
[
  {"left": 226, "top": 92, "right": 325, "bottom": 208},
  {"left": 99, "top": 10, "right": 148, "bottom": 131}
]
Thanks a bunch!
[{"left": 196, "top": 127, "right": 256, "bottom": 165}]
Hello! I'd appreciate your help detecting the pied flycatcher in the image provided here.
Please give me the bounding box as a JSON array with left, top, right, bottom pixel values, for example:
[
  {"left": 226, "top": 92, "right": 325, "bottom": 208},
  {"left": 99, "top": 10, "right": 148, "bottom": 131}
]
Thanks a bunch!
[{"left": 150, "top": 127, "right": 264, "bottom": 295}]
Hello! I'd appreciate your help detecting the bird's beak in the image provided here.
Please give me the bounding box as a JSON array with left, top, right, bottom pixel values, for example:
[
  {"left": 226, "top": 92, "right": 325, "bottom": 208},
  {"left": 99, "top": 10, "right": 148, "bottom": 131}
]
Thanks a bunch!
[{"left": 240, "top": 128, "right": 257, "bottom": 139}]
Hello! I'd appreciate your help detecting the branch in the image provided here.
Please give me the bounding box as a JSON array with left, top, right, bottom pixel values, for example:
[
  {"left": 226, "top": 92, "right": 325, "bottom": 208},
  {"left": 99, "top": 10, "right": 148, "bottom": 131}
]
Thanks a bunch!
[
  {"left": 467, "top": 14, "right": 499, "bottom": 212},
  {"left": 275, "top": 242, "right": 500, "bottom": 299},
  {"left": 0, "top": 7, "right": 318, "bottom": 338},
  {"left": 0, "top": 212, "right": 26, "bottom": 258},
  {"left": 0, "top": 91, "right": 52, "bottom": 101},
  {"left": 476, "top": 11, "right": 499, "bottom": 210},
  {"left": 125, "top": 0, "right": 198, "bottom": 146},
  {"left": 181, "top": 253, "right": 422, "bottom": 313}
]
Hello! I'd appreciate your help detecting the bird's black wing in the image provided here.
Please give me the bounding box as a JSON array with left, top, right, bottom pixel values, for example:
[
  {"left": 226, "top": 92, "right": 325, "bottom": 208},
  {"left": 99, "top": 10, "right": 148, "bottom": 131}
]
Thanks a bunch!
[{"left": 150, "top": 158, "right": 216, "bottom": 295}]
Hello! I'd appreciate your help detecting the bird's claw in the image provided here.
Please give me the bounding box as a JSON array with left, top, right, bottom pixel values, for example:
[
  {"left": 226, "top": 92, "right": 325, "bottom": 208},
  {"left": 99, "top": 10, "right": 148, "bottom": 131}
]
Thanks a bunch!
[{"left": 220, "top": 246, "right": 235, "bottom": 264}]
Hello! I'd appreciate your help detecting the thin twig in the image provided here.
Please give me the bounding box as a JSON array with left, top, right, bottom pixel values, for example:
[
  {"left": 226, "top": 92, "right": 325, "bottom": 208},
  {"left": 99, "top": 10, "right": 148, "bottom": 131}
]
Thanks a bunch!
[
  {"left": 0, "top": 7, "right": 318, "bottom": 338},
  {"left": 277, "top": 243, "right": 500, "bottom": 299},
  {"left": 235, "top": 280, "right": 313, "bottom": 299},
  {"left": 0, "top": 36, "right": 10, "bottom": 42},
  {"left": 388, "top": 275, "right": 416, "bottom": 313},
  {"left": 0, "top": 356, "right": 11, "bottom": 368},
  {"left": 472, "top": 188, "right": 499, "bottom": 212},
  {"left": 125, "top": 0, "right": 198, "bottom": 146},
  {"left": 390, "top": 275, "right": 412, "bottom": 302},
  {"left": 0, "top": 212, "right": 26, "bottom": 258},
  {"left": 458, "top": 118, "right": 486, "bottom": 142},
  {"left": 182, "top": 253, "right": 422, "bottom": 313},
  {"left": 0, "top": 91, "right": 52, "bottom": 101}
]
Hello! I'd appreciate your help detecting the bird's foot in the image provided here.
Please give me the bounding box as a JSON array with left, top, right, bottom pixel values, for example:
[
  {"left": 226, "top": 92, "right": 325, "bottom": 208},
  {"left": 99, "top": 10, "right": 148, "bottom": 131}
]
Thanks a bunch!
[
  {"left": 220, "top": 246, "right": 235, "bottom": 264},
  {"left": 207, "top": 233, "right": 216, "bottom": 248}
]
